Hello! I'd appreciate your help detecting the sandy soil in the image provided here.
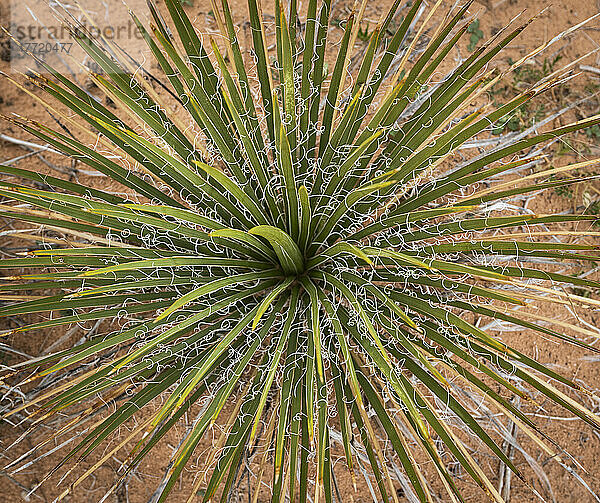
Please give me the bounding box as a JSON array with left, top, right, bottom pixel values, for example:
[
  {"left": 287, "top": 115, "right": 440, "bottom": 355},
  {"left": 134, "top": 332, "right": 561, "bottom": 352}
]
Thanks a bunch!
[{"left": 1, "top": 0, "right": 600, "bottom": 502}]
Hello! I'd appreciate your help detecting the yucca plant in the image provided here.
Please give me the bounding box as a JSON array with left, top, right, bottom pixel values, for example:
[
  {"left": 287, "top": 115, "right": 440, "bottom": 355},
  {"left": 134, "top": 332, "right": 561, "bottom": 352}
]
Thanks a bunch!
[{"left": 2, "top": 0, "right": 600, "bottom": 501}]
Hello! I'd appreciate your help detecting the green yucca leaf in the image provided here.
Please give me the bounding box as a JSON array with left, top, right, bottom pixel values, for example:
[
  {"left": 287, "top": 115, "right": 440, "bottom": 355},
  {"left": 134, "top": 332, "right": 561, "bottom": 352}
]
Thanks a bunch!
[
  {"left": 2, "top": 1, "right": 600, "bottom": 502},
  {"left": 248, "top": 225, "right": 305, "bottom": 275}
]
